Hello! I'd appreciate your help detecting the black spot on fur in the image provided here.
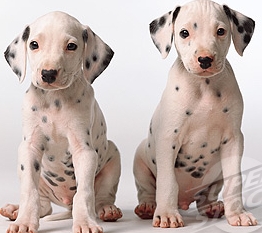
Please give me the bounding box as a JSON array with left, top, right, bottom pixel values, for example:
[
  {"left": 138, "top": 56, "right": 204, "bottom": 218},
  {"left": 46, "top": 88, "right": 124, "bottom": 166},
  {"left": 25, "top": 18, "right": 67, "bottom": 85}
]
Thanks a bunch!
[
  {"left": 82, "top": 29, "right": 88, "bottom": 42},
  {"left": 44, "top": 175, "right": 58, "bottom": 186},
  {"left": 34, "top": 160, "right": 40, "bottom": 172},
  {"left": 185, "top": 155, "right": 192, "bottom": 160},
  {"left": 47, "top": 155, "right": 55, "bottom": 162},
  {"left": 85, "top": 59, "right": 91, "bottom": 69},
  {"left": 42, "top": 116, "right": 47, "bottom": 123},
  {"left": 244, "top": 34, "right": 251, "bottom": 44},
  {"left": 191, "top": 171, "right": 204, "bottom": 178},
  {"left": 31, "top": 106, "right": 37, "bottom": 111},
  {"left": 65, "top": 170, "right": 74, "bottom": 176},
  {"left": 22, "top": 26, "right": 30, "bottom": 41},
  {"left": 175, "top": 159, "right": 187, "bottom": 168},
  {"left": 203, "top": 161, "right": 209, "bottom": 166},
  {"left": 193, "top": 23, "right": 198, "bottom": 29},
  {"left": 223, "top": 5, "right": 232, "bottom": 19},
  {"left": 172, "top": 6, "right": 181, "bottom": 23},
  {"left": 198, "top": 167, "right": 205, "bottom": 172},
  {"left": 192, "top": 158, "right": 199, "bottom": 163},
  {"left": 222, "top": 139, "right": 228, "bottom": 145},
  {"left": 186, "top": 166, "right": 196, "bottom": 172},
  {"left": 45, "top": 171, "right": 58, "bottom": 177},
  {"left": 175, "top": 86, "right": 179, "bottom": 91},
  {"left": 152, "top": 159, "right": 156, "bottom": 165},
  {"left": 21, "top": 164, "right": 24, "bottom": 171},
  {"left": 174, "top": 129, "right": 178, "bottom": 133},
  {"left": 205, "top": 78, "right": 210, "bottom": 85},
  {"left": 223, "top": 107, "right": 229, "bottom": 113},
  {"left": 201, "top": 142, "right": 207, "bottom": 148},
  {"left": 69, "top": 186, "right": 77, "bottom": 191},
  {"left": 56, "top": 177, "right": 66, "bottom": 182},
  {"left": 92, "top": 54, "right": 98, "bottom": 62},
  {"left": 186, "top": 110, "right": 192, "bottom": 116},
  {"left": 45, "top": 135, "right": 50, "bottom": 141},
  {"left": 13, "top": 67, "right": 22, "bottom": 77},
  {"left": 166, "top": 45, "right": 171, "bottom": 53},
  {"left": 54, "top": 99, "right": 61, "bottom": 108}
]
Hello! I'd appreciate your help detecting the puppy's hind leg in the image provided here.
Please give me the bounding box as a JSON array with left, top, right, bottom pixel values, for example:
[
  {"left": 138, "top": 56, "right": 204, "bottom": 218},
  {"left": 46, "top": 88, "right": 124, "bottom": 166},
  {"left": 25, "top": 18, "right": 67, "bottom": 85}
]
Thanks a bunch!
[
  {"left": 95, "top": 140, "right": 122, "bottom": 222},
  {"left": 133, "top": 139, "right": 156, "bottom": 219},
  {"left": 196, "top": 178, "right": 224, "bottom": 218}
]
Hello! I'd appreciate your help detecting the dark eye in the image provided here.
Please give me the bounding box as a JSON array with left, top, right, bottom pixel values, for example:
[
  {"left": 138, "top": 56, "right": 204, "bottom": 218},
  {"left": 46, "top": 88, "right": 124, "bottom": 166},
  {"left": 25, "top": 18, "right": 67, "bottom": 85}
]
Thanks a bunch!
[
  {"left": 180, "top": 29, "right": 190, "bottom": 39},
  {"left": 29, "top": 41, "right": 39, "bottom": 50},
  {"left": 217, "top": 28, "right": 225, "bottom": 36},
  {"left": 67, "top": 43, "right": 78, "bottom": 51}
]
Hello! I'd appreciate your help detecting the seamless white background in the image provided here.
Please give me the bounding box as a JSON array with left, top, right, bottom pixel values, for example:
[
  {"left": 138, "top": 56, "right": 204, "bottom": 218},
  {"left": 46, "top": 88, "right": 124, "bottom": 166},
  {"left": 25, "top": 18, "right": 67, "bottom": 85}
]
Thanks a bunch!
[{"left": 0, "top": 0, "right": 261, "bottom": 232}]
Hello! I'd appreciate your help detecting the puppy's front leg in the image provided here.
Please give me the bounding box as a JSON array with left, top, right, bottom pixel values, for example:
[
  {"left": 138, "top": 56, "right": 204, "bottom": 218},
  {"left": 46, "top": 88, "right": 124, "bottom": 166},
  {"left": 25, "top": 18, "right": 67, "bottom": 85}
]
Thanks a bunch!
[
  {"left": 220, "top": 133, "right": 257, "bottom": 226},
  {"left": 72, "top": 148, "right": 103, "bottom": 233},
  {"left": 7, "top": 140, "right": 42, "bottom": 233},
  {"left": 153, "top": 137, "right": 184, "bottom": 228}
]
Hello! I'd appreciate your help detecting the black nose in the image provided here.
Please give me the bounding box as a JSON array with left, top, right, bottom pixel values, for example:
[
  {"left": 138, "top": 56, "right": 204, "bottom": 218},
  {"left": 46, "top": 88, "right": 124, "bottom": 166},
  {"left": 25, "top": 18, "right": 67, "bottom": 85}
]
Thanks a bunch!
[
  {"left": 41, "top": 69, "right": 57, "bottom": 84},
  {"left": 198, "top": 56, "right": 213, "bottom": 69}
]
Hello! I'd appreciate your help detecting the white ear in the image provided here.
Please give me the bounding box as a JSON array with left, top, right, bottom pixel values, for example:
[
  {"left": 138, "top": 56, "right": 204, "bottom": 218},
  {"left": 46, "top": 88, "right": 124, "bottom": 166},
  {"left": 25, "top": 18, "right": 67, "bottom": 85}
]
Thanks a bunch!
[
  {"left": 5, "top": 26, "right": 30, "bottom": 83},
  {"left": 82, "top": 26, "right": 114, "bottom": 84},
  {"left": 223, "top": 5, "right": 255, "bottom": 56},
  {"left": 149, "top": 6, "right": 181, "bottom": 59}
]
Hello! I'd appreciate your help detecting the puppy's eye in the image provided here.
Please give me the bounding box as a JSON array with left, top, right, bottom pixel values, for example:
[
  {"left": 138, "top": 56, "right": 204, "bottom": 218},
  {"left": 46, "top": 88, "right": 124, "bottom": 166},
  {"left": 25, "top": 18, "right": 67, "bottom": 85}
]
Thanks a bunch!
[
  {"left": 67, "top": 43, "right": 78, "bottom": 51},
  {"left": 29, "top": 41, "right": 39, "bottom": 50},
  {"left": 217, "top": 28, "right": 225, "bottom": 36},
  {"left": 180, "top": 30, "right": 189, "bottom": 39}
]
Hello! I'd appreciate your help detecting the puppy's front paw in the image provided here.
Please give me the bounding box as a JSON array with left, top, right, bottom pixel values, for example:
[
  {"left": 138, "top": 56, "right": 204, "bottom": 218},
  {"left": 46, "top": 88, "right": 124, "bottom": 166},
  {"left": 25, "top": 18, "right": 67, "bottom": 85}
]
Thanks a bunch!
[
  {"left": 7, "top": 221, "right": 38, "bottom": 233},
  {"left": 98, "top": 204, "right": 122, "bottom": 222},
  {"left": 0, "top": 204, "right": 19, "bottom": 221},
  {"left": 73, "top": 222, "right": 103, "bottom": 233},
  {"left": 226, "top": 211, "right": 257, "bottom": 226},
  {"left": 153, "top": 209, "right": 184, "bottom": 228},
  {"left": 135, "top": 202, "right": 156, "bottom": 219}
]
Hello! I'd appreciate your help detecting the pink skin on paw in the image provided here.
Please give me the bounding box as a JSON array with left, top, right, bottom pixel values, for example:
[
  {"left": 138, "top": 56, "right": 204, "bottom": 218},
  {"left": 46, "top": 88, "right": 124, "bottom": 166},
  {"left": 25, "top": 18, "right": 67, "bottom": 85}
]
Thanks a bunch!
[
  {"left": 227, "top": 211, "right": 258, "bottom": 226},
  {"left": 0, "top": 204, "right": 19, "bottom": 221},
  {"left": 153, "top": 213, "right": 184, "bottom": 228},
  {"left": 98, "top": 205, "right": 122, "bottom": 222},
  {"left": 134, "top": 203, "right": 156, "bottom": 219},
  {"left": 203, "top": 201, "right": 225, "bottom": 218}
]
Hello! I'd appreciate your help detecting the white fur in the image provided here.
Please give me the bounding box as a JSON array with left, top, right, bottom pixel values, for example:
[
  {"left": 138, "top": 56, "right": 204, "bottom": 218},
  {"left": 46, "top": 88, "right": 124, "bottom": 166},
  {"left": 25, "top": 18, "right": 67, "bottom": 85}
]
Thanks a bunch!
[
  {"left": 1, "top": 11, "right": 122, "bottom": 233},
  {"left": 134, "top": 0, "right": 256, "bottom": 228}
]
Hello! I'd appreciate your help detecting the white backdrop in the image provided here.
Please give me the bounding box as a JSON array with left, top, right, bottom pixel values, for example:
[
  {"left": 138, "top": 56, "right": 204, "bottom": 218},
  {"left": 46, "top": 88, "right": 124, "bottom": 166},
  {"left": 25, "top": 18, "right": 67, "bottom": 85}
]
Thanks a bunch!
[{"left": 0, "top": 0, "right": 261, "bottom": 232}]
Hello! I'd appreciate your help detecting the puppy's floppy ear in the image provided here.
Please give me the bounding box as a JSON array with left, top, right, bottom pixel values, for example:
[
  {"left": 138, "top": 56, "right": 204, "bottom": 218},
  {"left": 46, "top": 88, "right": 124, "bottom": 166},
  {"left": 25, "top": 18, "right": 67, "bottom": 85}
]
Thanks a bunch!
[
  {"left": 149, "top": 6, "right": 181, "bottom": 59},
  {"left": 5, "top": 26, "right": 29, "bottom": 83},
  {"left": 223, "top": 5, "right": 255, "bottom": 56},
  {"left": 82, "top": 26, "right": 114, "bottom": 84}
]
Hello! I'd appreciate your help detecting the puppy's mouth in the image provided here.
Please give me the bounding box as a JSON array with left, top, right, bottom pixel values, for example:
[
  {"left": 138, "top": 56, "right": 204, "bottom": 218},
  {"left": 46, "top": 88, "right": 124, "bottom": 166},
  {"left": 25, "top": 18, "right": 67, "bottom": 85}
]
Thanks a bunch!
[
  {"left": 34, "top": 77, "right": 72, "bottom": 90},
  {"left": 187, "top": 60, "right": 225, "bottom": 78}
]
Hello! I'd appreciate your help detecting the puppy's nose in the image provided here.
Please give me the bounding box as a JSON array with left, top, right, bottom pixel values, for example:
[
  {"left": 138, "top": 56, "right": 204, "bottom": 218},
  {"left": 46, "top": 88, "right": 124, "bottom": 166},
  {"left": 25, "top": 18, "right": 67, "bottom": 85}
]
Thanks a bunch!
[
  {"left": 41, "top": 69, "right": 57, "bottom": 84},
  {"left": 198, "top": 56, "right": 213, "bottom": 70}
]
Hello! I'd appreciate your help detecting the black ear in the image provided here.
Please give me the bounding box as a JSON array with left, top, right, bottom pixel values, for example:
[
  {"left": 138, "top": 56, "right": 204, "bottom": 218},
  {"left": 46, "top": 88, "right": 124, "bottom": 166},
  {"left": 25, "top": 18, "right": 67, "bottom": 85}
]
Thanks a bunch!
[
  {"left": 5, "top": 26, "right": 30, "bottom": 82},
  {"left": 82, "top": 26, "right": 114, "bottom": 84},
  {"left": 149, "top": 6, "right": 181, "bottom": 59},
  {"left": 223, "top": 5, "right": 255, "bottom": 56}
]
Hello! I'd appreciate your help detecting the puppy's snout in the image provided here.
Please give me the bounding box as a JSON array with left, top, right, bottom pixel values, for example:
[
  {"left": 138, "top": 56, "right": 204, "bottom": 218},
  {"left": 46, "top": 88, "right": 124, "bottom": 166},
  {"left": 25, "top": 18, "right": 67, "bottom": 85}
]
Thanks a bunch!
[
  {"left": 41, "top": 69, "right": 57, "bottom": 84},
  {"left": 198, "top": 56, "right": 213, "bottom": 70}
]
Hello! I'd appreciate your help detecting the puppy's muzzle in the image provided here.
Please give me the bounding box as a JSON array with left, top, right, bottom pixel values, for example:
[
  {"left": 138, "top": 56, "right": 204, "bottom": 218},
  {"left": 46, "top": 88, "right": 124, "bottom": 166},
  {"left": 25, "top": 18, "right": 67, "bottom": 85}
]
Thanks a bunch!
[
  {"left": 198, "top": 56, "right": 213, "bottom": 70},
  {"left": 41, "top": 69, "right": 58, "bottom": 84}
]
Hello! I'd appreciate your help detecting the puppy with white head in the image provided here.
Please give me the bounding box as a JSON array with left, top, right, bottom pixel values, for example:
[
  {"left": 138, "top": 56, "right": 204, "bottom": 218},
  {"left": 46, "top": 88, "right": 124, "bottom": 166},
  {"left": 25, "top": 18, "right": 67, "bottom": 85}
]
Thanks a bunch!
[
  {"left": 1, "top": 11, "right": 122, "bottom": 233},
  {"left": 134, "top": 0, "right": 256, "bottom": 228}
]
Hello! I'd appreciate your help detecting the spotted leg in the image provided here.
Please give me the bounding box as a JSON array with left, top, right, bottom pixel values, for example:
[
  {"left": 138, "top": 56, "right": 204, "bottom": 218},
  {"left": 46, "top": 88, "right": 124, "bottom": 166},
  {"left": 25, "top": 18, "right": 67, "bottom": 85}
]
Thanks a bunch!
[
  {"left": 95, "top": 140, "right": 122, "bottom": 222},
  {"left": 5, "top": 139, "right": 43, "bottom": 233}
]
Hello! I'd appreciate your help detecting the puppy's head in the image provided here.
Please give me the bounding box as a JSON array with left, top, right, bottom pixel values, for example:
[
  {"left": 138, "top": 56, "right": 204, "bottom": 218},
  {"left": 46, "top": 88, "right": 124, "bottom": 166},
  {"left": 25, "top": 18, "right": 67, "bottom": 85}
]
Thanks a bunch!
[
  {"left": 5, "top": 11, "right": 114, "bottom": 90},
  {"left": 149, "top": 0, "right": 255, "bottom": 77}
]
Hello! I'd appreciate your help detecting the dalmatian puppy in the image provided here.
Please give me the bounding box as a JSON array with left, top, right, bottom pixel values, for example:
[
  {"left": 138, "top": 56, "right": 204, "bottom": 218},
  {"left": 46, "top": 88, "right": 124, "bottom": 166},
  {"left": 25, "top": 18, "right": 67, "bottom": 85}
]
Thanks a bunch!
[
  {"left": 0, "top": 11, "right": 122, "bottom": 233},
  {"left": 133, "top": 0, "right": 257, "bottom": 228}
]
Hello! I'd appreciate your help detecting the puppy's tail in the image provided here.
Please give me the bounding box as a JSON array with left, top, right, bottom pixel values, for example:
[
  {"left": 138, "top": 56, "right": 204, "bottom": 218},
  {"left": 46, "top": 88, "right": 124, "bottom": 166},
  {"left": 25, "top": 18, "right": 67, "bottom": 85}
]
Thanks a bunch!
[{"left": 42, "top": 210, "right": 72, "bottom": 221}]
